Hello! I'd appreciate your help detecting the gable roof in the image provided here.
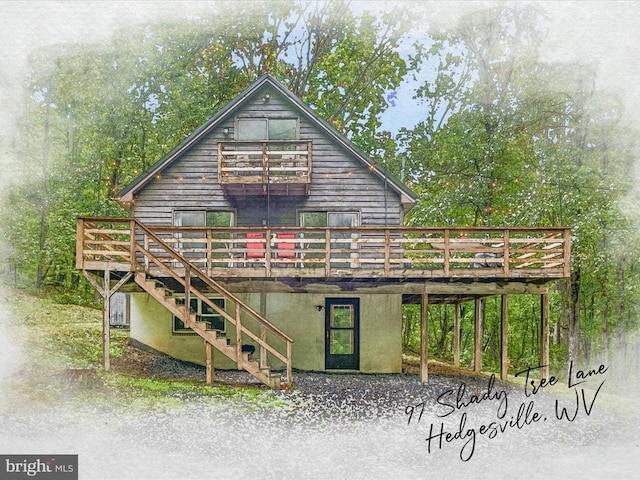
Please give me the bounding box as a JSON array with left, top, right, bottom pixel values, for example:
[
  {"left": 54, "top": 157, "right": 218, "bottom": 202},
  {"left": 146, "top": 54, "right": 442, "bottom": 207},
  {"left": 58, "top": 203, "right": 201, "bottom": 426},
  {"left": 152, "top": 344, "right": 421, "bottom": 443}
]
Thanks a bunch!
[{"left": 118, "top": 74, "right": 417, "bottom": 206}]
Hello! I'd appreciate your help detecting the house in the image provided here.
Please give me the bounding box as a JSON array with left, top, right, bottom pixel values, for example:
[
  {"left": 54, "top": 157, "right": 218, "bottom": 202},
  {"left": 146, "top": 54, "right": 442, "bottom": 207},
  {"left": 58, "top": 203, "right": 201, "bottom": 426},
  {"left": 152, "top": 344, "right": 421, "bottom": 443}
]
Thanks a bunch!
[{"left": 76, "top": 74, "right": 570, "bottom": 388}]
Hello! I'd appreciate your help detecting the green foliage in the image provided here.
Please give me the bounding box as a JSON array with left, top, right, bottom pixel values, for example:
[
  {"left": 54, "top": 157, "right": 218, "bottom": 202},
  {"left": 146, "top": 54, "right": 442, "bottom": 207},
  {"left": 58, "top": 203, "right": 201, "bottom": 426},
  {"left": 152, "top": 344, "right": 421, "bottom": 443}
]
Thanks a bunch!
[
  {"left": 2, "top": 0, "right": 413, "bottom": 293},
  {"left": 1, "top": 288, "right": 284, "bottom": 411},
  {"left": 400, "top": 4, "right": 640, "bottom": 368},
  {"left": 2, "top": 2, "right": 639, "bottom": 373}
]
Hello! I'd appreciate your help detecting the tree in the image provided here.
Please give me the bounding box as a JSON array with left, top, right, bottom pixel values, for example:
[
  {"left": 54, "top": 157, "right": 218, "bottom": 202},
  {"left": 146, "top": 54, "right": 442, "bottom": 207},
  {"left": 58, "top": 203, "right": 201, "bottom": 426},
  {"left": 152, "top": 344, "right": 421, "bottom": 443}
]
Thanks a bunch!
[
  {"left": 401, "top": 4, "right": 639, "bottom": 370},
  {"left": 3, "top": 0, "right": 414, "bottom": 289}
]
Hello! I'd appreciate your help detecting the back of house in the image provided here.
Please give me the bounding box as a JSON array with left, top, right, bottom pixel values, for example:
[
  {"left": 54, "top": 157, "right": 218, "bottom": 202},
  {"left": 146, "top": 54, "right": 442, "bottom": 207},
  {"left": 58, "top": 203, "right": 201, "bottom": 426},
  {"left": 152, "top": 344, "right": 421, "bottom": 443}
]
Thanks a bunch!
[{"left": 76, "top": 74, "right": 570, "bottom": 387}]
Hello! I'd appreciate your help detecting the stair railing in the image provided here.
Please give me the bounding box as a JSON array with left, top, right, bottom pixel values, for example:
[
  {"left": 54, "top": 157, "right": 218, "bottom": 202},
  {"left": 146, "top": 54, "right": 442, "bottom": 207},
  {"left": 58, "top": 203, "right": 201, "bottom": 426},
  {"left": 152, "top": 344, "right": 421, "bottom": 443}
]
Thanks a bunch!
[{"left": 131, "top": 220, "right": 293, "bottom": 384}]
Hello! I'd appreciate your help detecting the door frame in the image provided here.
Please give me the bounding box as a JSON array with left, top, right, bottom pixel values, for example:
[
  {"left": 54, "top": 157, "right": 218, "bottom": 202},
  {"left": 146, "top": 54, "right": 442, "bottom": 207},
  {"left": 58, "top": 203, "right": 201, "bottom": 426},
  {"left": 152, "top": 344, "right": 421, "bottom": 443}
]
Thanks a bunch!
[{"left": 324, "top": 297, "right": 360, "bottom": 370}]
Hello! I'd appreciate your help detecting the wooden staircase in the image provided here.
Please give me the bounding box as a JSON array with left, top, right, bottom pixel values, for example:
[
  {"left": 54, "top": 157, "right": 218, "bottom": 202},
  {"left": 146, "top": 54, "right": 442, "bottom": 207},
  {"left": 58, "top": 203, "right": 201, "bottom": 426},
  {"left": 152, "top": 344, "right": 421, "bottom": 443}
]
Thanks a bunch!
[
  {"left": 134, "top": 272, "right": 283, "bottom": 389},
  {"left": 77, "top": 218, "right": 293, "bottom": 389}
]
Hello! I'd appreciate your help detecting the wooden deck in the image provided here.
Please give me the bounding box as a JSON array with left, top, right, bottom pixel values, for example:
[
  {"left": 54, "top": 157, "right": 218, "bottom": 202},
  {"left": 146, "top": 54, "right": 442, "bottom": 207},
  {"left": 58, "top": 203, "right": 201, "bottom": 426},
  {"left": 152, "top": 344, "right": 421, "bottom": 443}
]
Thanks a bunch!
[{"left": 76, "top": 217, "right": 571, "bottom": 280}]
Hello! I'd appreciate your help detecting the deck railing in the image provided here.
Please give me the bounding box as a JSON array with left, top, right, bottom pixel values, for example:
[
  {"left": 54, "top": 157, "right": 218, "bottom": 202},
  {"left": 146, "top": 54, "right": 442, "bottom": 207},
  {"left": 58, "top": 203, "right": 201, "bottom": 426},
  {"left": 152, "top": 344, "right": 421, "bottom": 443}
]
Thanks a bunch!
[
  {"left": 218, "top": 140, "right": 312, "bottom": 186},
  {"left": 77, "top": 217, "right": 571, "bottom": 279},
  {"left": 77, "top": 217, "right": 293, "bottom": 382}
]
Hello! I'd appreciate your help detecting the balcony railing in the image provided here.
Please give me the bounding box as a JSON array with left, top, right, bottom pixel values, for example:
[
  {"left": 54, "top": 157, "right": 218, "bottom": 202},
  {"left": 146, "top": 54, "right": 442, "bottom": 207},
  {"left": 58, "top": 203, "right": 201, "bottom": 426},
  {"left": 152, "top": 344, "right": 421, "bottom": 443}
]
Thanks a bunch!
[
  {"left": 218, "top": 141, "right": 311, "bottom": 193},
  {"left": 76, "top": 217, "right": 571, "bottom": 280}
]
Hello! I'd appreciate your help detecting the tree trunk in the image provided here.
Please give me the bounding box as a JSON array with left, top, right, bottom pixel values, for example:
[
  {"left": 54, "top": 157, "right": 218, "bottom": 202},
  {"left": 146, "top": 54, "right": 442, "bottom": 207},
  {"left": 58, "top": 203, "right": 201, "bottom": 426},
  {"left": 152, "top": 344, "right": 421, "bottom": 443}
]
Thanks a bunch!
[
  {"left": 615, "top": 256, "right": 626, "bottom": 381},
  {"left": 601, "top": 306, "right": 608, "bottom": 364},
  {"left": 556, "top": 279, "right": 571, "bottom": 349},
  {"left": 36, "top": 97, "right": 51, "bottom": 288},
  {"left": 568, "top": 268, "right": 581, "bottom": 367}
]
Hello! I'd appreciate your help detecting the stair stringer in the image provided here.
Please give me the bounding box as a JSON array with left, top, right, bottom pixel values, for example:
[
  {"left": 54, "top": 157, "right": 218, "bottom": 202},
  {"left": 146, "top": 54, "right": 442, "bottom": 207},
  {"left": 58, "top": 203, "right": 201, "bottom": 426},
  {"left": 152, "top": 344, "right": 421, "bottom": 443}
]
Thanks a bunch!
[{"left": 134, "top": 272, "right": 281, "bottom": 389}]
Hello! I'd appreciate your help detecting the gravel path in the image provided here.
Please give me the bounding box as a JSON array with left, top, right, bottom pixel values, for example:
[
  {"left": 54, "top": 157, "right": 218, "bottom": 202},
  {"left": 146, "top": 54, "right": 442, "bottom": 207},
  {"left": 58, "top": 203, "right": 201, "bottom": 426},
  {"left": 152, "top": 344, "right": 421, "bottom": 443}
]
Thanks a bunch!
[
  {"left": 112, "top": 344, "right": 514, "bottom": 421},
  {"left": 2, "top": 344, "right": 639, "bottom": 479}
]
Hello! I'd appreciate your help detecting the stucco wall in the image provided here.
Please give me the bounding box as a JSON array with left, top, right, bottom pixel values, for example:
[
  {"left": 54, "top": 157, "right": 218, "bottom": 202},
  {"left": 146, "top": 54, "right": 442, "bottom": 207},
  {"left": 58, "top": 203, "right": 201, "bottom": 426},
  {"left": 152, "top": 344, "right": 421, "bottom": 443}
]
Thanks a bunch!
[
  {"left": 130, "top": 292, "right": 402, "bottom": 373},
  {"left": 129, "top": 292, "right": 237, "bottom": 369}
]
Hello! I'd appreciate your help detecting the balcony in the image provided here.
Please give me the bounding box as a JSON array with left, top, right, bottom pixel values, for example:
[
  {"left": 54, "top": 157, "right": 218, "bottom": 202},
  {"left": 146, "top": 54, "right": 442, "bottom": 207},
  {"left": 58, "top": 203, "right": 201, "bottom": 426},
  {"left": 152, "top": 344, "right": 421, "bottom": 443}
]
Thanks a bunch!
[
  {"left": 217, "top": 141, "right": 312, "bottom": 196},
  {"left": 76, "top": 217, "right": 571, "bottom": 281}
]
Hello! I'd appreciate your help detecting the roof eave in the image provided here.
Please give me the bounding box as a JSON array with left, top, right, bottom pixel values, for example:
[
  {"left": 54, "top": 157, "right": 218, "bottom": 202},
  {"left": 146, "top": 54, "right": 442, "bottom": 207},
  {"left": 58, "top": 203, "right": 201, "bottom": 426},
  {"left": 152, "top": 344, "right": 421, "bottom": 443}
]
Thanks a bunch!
[{"left": 117, "top": 76, "right": 276, "bottom": 203}]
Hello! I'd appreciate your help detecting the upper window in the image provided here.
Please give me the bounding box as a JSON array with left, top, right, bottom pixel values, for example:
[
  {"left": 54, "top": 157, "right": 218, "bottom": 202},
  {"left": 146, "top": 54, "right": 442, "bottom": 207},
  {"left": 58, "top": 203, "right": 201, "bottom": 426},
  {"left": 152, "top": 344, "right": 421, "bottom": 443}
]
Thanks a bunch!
[
  {"left": 237, "top": 118, "right": 297, "bottom": 141},
  {"left": 173, "top": 211, "right": 235, "bottom": 263},
  {"left": 299, "top": 211, "right": 360, "bottom": 228},
  {"left": 174, "top": 211, "right": 235, "bottom": 227}
]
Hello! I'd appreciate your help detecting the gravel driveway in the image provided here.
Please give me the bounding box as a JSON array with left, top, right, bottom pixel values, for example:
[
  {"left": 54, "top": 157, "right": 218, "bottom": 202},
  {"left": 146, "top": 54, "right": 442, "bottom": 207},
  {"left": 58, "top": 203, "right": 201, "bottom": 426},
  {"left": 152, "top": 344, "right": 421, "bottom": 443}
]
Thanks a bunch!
[{"left": 2, "top": 342, "right": 639, "bottom": 479}]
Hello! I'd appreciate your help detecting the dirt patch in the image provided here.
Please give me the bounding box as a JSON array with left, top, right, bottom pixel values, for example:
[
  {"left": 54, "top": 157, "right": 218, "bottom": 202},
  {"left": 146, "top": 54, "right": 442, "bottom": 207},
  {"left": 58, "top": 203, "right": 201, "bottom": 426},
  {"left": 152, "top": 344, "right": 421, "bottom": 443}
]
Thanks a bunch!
[{"left": 110, "top": 344, "right": 206, "bottom": 381}]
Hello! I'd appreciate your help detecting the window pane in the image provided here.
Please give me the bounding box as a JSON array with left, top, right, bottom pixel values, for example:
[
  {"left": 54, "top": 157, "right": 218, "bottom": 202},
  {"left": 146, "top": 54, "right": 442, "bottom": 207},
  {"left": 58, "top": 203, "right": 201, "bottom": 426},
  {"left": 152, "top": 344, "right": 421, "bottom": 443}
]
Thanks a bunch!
[
  {"left": 331, "top": 305, "right": 353, "bottom": 328},
  {"left": 175, "top": 211, "right": 206, "bottom": 227},
  {"left": 238, "top": 119, "right": 267, "bottom": 140},
  {"left": 300, "top": 212, "right": 326, "bottom": 227},
  {"left": 206, "top": 211, "right": 234, "bottom": 227},
  {"left": 268, "top": 119, "right": 296, "bottom": 140},
  {"left": 202, "top": 298, "right": 224, "bottom": 315},
  {"left": 328, "top": 212, "right": 359, "bottom": 227},
  {"left": 330, "top": 330, "right": 354, "bottom": 355},
  {"left": 204, "top": 315, "right": 225, "bottom": 331},
  {"left": 174, "top": 317, "right": 188, "bottom": 332}
]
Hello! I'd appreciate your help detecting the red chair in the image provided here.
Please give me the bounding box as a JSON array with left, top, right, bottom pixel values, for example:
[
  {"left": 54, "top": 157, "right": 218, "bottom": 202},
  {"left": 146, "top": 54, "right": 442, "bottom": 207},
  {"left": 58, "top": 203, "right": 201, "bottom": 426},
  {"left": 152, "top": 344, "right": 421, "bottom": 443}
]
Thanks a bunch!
[
  {"left": 276, "top": 232, "right": 296, "bottom": 258},
  {"left": 246, "top": 232, "right": 265, "bottom": 259}
]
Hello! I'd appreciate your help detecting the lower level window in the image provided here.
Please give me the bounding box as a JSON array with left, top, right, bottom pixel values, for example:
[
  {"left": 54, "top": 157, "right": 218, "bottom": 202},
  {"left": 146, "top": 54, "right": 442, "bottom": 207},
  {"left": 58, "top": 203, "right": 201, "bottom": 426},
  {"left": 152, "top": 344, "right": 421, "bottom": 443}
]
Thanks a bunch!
[{"left": 173, "top": 297, "right": 225, "bottom": 334}]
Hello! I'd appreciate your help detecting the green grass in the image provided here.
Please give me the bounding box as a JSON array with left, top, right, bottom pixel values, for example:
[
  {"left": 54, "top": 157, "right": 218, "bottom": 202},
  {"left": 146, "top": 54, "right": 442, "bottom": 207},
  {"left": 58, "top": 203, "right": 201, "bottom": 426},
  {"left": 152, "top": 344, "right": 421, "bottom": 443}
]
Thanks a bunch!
[{"left": 0, "top": 287, "right": 286, "bottom": 412}]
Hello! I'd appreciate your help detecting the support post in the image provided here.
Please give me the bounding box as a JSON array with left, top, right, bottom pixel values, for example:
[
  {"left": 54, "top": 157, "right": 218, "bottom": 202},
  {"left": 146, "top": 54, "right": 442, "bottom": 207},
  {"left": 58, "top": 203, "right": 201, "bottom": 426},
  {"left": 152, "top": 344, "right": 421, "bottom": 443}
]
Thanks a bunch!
[
  {"left": 205, "top": 341, "right": 214, "bottom": 385},
  {"left": 420, "top": 287, "right": 429, "bottom": 383},
  {"left": 474, "top": 298, "right": 483, "bottom": 374},
  {"left": 75, "top": 218, "right": 84, "bottom": 269},
  {"left": 103, "top": 270, "right": 111, "bottom": 372},
  {"left": 184, "top": 265, "right": 191, "bottom": 323},
  {"left": 286, "top": 341, "right": 292, "bottom": 386},
  {"left": 453, "top": 303, "right": 460, "bottom": 367},
  {"left": 82, "top": 270, "right": 131, "bottom": 373},
  {"left": 235, "top": 303, "right": 243, "bottom": 369},
  {"left": 541, "top": 293, "right": 550, "bottom": 381},
  {"left": 260, "top": 291, "right": 267, "bottom": 368},
  {"left": 501, "top": 294, "right": 509, "bottom": 381}
]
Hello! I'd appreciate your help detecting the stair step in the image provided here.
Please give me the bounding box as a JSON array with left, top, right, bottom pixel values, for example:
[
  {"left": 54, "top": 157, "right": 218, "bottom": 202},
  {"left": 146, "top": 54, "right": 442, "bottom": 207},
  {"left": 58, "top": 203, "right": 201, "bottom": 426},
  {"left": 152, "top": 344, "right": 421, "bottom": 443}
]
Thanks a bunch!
[{"left": 133, "top": 269, "right": 286, "bottom": 389}]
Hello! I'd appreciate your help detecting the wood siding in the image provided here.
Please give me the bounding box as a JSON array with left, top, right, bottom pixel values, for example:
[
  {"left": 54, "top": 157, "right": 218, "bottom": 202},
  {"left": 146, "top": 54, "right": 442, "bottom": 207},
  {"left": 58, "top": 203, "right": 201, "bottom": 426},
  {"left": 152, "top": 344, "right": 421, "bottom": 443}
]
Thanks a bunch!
[{"left": 132, "top": 83, "right": 403, "bottom": 228}]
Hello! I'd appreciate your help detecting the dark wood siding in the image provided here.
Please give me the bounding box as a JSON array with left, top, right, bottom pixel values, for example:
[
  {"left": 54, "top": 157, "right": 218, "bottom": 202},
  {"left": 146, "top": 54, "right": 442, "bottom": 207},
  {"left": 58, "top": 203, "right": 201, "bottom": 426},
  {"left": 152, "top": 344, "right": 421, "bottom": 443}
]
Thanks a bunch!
[{"left": 132, "top": 83, "right": 404, "bottom": 227}]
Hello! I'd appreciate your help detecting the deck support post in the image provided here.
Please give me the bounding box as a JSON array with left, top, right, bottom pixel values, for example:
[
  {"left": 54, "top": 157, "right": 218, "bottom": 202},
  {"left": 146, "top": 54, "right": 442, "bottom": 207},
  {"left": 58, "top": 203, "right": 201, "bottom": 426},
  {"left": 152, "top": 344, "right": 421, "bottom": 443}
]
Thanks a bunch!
[
  {"left": 82, "top": 269, "right": 132, "bottom": 373},
  {"left": 500, "top": 295, "right": 509, "bottom": 381},
  {"left": 541, "top": 293, "right": 550, "bottom": 381},
  {"left": 260, "top": 291, "right": 267, "bottom": 368},
  {"left": 103, "top": 270, "right": 111, "bottom": 372},
  {"left": 205, "top": 341, "right": 214, "bottom": 385},
  {"left": 235, "top": 303, "right": 243, "bottom": 369},
  {"left": 474, "top": 298, "right": 484, "bottom": 374},
  {"left": 420, "top": 287, "right": 429, "bottom": 383},
  {"left": 453, "top": 303, "right": 461, "bottom": 367}
]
